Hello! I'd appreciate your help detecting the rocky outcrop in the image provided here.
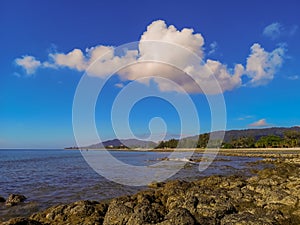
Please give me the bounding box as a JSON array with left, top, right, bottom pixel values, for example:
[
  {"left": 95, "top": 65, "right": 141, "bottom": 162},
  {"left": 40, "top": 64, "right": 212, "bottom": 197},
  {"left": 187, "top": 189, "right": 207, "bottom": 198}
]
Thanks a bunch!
[
  {"left": 0, "top": 196, "right": 5, "bottom": 203},
  {"left": 2, "top": 159, "right": 300, "bottom": 225},
  {"left": 5, "top": 194, "right": 27, "bottom": 207},
  {"left": 1, "top": 218, "right": 42, "bottom": 225}
]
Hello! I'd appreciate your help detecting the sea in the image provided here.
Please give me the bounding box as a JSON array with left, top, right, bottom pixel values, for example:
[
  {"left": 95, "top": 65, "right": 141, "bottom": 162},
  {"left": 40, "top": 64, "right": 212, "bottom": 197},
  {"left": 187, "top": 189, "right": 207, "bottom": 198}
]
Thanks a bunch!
[{"left": 0, "top": 149, "right": 263, "bottom": 221}]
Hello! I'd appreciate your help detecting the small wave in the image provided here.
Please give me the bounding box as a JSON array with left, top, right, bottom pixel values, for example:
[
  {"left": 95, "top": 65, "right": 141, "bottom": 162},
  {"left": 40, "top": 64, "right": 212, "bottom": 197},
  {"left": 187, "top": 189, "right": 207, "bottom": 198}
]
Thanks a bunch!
[{"left": 159, "top": 157, "right": 197, "bottom": 164}]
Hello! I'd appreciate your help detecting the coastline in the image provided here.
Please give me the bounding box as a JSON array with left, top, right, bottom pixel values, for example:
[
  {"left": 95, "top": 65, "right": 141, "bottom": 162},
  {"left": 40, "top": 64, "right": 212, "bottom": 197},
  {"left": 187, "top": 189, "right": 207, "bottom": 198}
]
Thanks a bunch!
[
  {"left": 2, "top": 152, "right": 300, "bottom": 224},
  {"left": 72, "top": 147, "right": 300, "bottom": 157}
]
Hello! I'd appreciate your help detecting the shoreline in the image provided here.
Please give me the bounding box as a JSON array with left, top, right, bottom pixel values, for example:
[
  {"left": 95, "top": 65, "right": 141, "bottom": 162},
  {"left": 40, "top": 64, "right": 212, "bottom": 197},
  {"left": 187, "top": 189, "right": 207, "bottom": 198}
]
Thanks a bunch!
[
  {"left": 74, "top": 147, "right": 300, "bottom": 157},
  {"left": 69, "top": 147, "right": 300, "bottom": 151},
  {"left": 2, "top": 154, "right": 300, "bottom": 224}
]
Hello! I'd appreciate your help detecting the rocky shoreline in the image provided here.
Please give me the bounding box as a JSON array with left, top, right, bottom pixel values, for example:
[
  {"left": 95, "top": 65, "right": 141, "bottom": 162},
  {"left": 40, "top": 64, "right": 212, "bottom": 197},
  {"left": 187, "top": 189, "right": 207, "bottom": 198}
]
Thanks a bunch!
[{"left": 1, "top": 155, "right": 300, "bottom": 225}]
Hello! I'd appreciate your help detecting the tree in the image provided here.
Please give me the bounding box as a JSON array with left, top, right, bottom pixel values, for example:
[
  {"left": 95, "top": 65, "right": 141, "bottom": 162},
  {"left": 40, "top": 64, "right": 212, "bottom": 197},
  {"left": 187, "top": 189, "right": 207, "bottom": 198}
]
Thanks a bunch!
[
  {"left": 197, "top": 133, "right": 209, "bottom": 148},
  {"left": 255, "top": 135, "right": 282, "bottom": 148},
  {"left": 283, "top": 131, "right": 300, "bottom": 147}
]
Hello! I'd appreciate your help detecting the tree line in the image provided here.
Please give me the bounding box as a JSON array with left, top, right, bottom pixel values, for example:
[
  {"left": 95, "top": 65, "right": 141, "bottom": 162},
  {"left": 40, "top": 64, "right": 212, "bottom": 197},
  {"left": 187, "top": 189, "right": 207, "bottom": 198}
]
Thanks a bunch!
[{"left": 155, "top": 131, "right": 300, "bottom": 149}]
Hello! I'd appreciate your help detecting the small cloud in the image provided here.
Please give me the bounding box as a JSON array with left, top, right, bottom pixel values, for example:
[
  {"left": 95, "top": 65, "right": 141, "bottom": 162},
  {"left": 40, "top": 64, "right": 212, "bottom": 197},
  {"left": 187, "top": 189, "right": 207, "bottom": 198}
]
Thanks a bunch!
[
  {"left": 115, "top": 83, "right": 124, "bottom": 88},
  {"left": 249, "top": 119, "right": 271, "bottom": 127},
  {"left": 13, "top": 72, "right": 21, "bottom": 77},
  {"left": 263, "top": 22, "right": 298, "bottom": 40},
  {"left": 245, "top": 43, "right": 286, "bottom": 86},
  {"left": 208, "top": 41, "right": 218, "bottom": 56},
  {"left": 263, "top": 22, "right": 283, "bottom": 40},
  {"left": 287, "top": 75, "right": 299, "bottom": 80},
  {"left": 238, "top": 115, "right": 253, "bottom": 121},
  {"left": 15, "top": 56, "right": 41, "bottom": 75}
]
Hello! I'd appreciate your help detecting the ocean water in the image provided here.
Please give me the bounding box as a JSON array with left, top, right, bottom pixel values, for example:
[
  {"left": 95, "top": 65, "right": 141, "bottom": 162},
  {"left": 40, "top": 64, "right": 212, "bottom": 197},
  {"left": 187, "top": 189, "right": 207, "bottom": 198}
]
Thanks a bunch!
[{"left": 0, "top": 149, "right": 261, "bottom": 221}]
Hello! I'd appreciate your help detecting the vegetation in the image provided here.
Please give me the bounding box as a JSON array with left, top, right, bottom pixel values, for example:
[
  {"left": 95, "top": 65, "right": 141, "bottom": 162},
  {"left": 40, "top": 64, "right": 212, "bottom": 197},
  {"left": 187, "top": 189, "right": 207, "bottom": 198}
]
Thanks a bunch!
[
  {"left": 155, "top": 130, "right": 300, "bottom": 149},
  {"left": 156, "top": 139, "right": 179, "bottom": 149},
  {"left": 223, "top": 130, "right": 300, "bottom": 149}
]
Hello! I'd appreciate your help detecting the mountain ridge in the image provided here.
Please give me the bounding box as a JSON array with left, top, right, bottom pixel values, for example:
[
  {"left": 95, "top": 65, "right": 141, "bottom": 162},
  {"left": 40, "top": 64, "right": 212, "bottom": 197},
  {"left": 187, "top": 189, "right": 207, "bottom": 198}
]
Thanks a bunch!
[{"left": 66, "top": 126, "right": 300, "bottom": 149}]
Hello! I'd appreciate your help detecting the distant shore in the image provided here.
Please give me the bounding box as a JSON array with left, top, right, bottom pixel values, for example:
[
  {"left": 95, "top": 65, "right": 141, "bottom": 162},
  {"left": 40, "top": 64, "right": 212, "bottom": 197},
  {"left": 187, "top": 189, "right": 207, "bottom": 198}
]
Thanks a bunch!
[{"left": 68, "top": 147, "right": 300, "bottom": 153}]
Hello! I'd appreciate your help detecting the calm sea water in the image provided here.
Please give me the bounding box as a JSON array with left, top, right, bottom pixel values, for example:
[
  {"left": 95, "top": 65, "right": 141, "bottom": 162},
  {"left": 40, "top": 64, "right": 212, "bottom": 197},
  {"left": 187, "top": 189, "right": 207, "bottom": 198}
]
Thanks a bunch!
[{"left": 0, "top": 149, "right": 261, "bottom": 220}]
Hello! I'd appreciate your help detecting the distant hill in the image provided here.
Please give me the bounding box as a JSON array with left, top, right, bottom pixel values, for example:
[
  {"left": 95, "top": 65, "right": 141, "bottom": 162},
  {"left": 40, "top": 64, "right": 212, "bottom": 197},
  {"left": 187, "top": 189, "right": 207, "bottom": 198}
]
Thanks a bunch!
[
  {"left": 66, "top": 126, "right": 300, "bottom": 149},
  {"left": 86, "top": 139, "right": 157, "bottom": 149},
  {"left": 222, "top": 126, "right": 300, "bottom": 142},
  {"left": 184, "top": 126, "right": 300, "bottom": 142}
]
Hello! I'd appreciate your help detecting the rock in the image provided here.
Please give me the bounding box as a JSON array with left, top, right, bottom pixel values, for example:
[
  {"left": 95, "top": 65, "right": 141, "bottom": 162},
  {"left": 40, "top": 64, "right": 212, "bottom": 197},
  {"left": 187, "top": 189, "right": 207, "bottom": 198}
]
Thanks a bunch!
[
  {"left": 148, "top": 181, "right": 165, "bottom": 188},
  {"left": 1, "top": 217, "right": 43, "bottom": 225},
  {"left": 221, "top": 212, "right": 274, "bottom": 225},
  {"left": 127, "top": 202, "right": 165, "bottom": 225},
  {"left": 0, "top": 196, "right": 5, "bottom": 202},
  {"left": 5, "top": 194, "right": 27, "bottom": 207},
  {"left": 103, "top": 198, "right": 133, "bottom": 225},
  {"left": 162, "top": 208, "right": 196, "bottom": 225},
  {"left": 30, "top": 200, "right": 108, "bottom": 225}
]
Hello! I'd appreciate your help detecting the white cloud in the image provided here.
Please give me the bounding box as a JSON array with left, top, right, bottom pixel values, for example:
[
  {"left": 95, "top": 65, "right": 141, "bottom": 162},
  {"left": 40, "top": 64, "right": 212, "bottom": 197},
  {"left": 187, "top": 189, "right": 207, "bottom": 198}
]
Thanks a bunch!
[
  {"left": 47, "top": 45, "right": 138, "bottom": 77},
  {"left": 249, "top": 119, "right": 270, "bottom": 127},
  {"left": 14, "top": 20, "right": 286, "bottom": 94},
  {"left": 15, "top": 56, "right": 41, "bottom": 75},
  {"left": 263, "top": 22, "right": 283, "bottom": 40},
  {"left": 50, "top": 49, "right": 86, "bottom": 71},
  {"left": 140, "top": 20, "right": 205, "bottom": 58},
  {"left": 263, "top": 22, "right": 298, "bottom": 40},
  {"left": 245, "top": 43, "right": 285, "bottom": 86}
]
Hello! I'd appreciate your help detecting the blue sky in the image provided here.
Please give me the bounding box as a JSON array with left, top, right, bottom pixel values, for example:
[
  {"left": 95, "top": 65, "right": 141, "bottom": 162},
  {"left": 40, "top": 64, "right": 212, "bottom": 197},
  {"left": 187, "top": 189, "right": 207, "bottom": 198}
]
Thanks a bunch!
[{"left": 1, "top": 0, "right": 300, "bottom": 148}]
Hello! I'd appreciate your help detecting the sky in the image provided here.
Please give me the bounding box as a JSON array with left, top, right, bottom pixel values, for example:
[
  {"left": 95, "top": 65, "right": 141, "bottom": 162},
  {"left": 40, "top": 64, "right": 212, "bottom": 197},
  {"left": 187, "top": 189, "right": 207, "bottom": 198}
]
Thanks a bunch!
[{"left": 1, "top": 0, "right": 300, "bottom": 148}]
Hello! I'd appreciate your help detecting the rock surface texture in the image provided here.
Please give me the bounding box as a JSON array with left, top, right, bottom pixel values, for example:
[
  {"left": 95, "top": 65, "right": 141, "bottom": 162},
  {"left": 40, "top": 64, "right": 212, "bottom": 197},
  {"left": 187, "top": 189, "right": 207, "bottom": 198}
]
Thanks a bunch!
[
  {"left": 5, "top": 194, "right": 27, "bottom": 207},
  {"left": 2, "top": 158, "right": 300, "bottom": 225}
]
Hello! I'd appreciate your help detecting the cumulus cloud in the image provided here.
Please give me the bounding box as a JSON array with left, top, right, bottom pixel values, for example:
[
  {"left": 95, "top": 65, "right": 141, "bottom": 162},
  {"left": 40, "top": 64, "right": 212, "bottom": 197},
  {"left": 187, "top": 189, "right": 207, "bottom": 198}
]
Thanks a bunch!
[
  {"left": 14, "top": 20, "right": 286, "bottom": 94},
  {"left": 139, "top": 20, "right": 205, "bottom": 58},
  {"left": 249, "top": 119, "right": 270, "bottom": 127},
  {"left": 245, "top": 43, "right": 286, "bottom": 86},
  {"left": 50, "top": 49, "right": 86, "bottom": 71},
  {"left": 15, "top": 56, "right": 41, "bottom": 75}
]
